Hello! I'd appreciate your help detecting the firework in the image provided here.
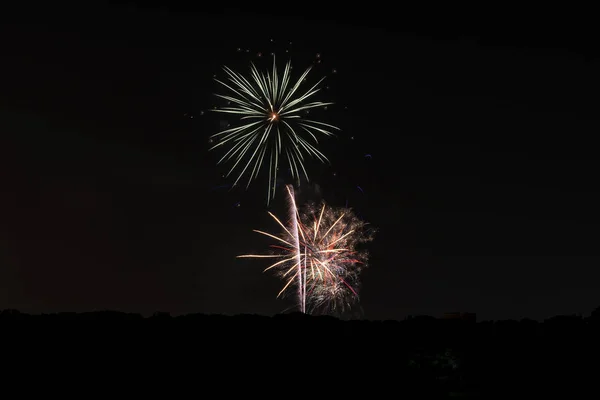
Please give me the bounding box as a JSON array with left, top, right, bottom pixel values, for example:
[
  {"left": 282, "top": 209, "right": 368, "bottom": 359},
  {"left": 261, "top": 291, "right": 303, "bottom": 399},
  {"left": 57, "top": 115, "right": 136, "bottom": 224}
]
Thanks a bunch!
[
  {"left": 210, "top": 57, "right": 339, "bottom": 204},
  {"left": 238, "top": 185, "right": 374, "bottom": 315}
]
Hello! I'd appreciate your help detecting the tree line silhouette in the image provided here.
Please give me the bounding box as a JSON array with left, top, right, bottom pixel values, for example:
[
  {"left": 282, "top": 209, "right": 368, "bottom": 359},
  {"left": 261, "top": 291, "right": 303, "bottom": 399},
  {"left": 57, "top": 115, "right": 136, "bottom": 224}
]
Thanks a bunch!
[{"left": 2, "top": 307, "right": 599, "bottom": 397}]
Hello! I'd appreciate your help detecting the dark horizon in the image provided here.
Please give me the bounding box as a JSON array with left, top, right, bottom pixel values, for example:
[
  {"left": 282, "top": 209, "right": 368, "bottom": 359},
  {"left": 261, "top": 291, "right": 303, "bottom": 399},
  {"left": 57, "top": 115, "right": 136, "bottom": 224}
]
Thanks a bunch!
[{"left": 2, "top": 4, "right": 599, "bottom": 321}]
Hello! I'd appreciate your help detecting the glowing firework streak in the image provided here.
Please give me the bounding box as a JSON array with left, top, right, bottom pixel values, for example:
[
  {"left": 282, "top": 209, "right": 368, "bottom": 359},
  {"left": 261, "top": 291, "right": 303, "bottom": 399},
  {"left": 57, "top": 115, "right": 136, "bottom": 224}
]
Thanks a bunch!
[
  {"left": 238, "top": 195, "right": 375, "bottom": 315},
  {"left": 286, "top": 185, "right": 305, "bottom": 313}
]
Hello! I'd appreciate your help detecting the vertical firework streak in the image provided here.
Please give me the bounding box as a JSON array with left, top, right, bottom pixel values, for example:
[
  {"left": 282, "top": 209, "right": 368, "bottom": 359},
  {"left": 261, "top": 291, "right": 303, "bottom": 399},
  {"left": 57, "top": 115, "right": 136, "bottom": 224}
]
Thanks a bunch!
[
  {"left": 286, "top": 185, "right": 305, "bottom": 313},
  {"left": 238, "top": 189, "right": 375, "bottom": 315}
]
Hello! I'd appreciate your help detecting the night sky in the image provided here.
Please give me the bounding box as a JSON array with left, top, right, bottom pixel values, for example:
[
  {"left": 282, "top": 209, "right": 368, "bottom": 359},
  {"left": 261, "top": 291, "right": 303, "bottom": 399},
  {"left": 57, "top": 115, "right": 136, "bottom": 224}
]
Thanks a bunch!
[{"left": 2, "top": 4, "right": 599, "bottom": 321}]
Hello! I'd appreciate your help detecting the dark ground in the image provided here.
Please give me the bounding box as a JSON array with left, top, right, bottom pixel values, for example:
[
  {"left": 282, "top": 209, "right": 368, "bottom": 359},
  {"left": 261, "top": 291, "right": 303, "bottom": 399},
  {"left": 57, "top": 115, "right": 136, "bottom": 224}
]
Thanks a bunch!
[{"left": 2, "top": 308, "right": 599, "bottom": 397}]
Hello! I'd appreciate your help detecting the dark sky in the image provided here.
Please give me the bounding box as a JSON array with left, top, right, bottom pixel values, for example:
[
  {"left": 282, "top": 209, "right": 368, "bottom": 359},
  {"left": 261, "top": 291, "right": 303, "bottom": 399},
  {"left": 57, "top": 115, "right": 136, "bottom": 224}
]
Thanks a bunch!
[{"left": 2, "top": 4, "right": 599, "bottom": 320}]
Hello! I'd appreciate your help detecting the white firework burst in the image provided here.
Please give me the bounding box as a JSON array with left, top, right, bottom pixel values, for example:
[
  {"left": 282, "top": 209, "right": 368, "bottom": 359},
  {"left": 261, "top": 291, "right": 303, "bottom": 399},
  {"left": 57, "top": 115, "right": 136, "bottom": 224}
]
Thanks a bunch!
[{"left": 210, "top": 57, "right": 339, "bottom": 204}]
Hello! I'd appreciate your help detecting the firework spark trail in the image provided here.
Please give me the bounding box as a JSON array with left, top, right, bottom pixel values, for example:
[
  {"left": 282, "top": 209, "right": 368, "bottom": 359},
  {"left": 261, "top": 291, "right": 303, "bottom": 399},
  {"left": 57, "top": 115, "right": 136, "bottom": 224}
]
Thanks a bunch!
[
  {"left": 286, "top": 185, "right": 305, "bottom": 313},
  {"left": 238, "top": 194, "right": 375, "bottom": 315},
  {"left": 210, "top": 57, "right": 339, "bottom": 204}
]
